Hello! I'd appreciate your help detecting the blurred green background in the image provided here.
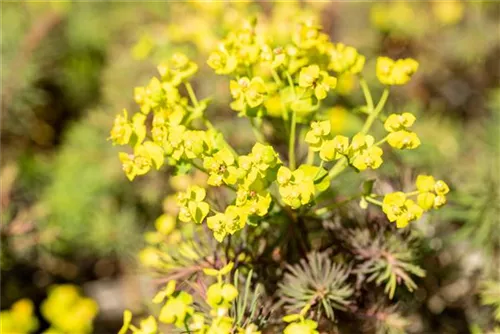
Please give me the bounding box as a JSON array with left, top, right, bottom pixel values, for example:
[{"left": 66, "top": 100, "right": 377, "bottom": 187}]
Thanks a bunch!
[{"left": 1, "top": 1, "right": 499, "bottom": 333}]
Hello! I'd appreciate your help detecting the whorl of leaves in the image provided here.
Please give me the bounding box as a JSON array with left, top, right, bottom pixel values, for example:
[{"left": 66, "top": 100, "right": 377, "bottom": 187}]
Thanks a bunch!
[
  {"left": 364, "top": 304, "right": 409, "bottom": 334},
  {"left": 148, "top": 224, "right": 219, "bottom": 280},
  {"left": 349, "top": 229, "right": 425, "bottom": 299},
  {"left": 278, "top": 252, "right": 354, "bottom": 320},
  {"left": 480, "top": 279, "right": 500, "bottom": 322}
]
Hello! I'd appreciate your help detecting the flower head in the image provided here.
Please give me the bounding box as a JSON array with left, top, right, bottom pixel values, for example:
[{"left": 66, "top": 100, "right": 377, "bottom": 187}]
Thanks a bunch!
[
  {"left": 177, "top": 186, "right": 210, "bottom": 224},
  {"left": 348, "top": 133, "right": 383, "bottom": 170},
  {"left": 328, "top": 43, "right": 365, "bottom": 74},
  {"left": 382, "top": 192, "right": 423, "bottom": 228},
  {"left": 376, "top": 57, "right": 419, "bottom": 85}
]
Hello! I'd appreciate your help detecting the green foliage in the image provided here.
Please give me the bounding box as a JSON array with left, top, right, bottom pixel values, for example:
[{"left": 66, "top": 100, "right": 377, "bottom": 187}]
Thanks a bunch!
[
  {"left": 481, "top": 280, "right": 500, "bottom": 322},
  {"left": 39, "top": 112, "right": 142, "bottom": 256},
  {"left": 349, "top": 229, "right": 425, "bottom": 299},
  {"left": 279, "top": 252, "right": 354, "bottom": 320},
  {"left": 447, "top": 90, "right": 500, "bottom": 254},
  {"left": 3, "top": 1, "right": 499, "bottom": 334},
  {"left": 110, "top": 7, "right": 449, "bottom": 332}
]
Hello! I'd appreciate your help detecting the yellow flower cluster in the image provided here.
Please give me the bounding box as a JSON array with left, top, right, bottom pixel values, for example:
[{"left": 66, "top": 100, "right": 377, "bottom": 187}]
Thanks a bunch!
[
  {"left": 208, "top": 205, "right": 248, "bottom": 242},
  {"left": 120, "top": 263, "right": 261, "bottom": 334},
  {"left": 382, "top": 176, "right": 450, "bottom": 228},
  {"left": 305, "top": 121, "right": 383, "bottom": 170},
  {"left": 328, "top": 43, "right": 365, "bottom": 74},
  {"left": 169, "top": 142, "right": 280, "bottom": 242},
  {"left": 230, "top": 77, "right": 268, "bottom": 116},
  {"left": 282, "top": 305, "right": 319, "bottom": 334},
  {"left": 384, "top": 112, "right": 421, "bottom": 149},
  {"left": 177, "top": 185, "right": 210, "bottom": 225},
  {"left": 0, "top": 299, "right": 39, "bottom": 334},
  {"left": 277, "top": 164, "right": 328, "bottom": 209},
  {"left": 206, "top": 17, "right": 370, "bottom": 120},
  {"left": 376, "top": 56, "right": 419, "bottom": 86},
  {"left": 347, "top": 133, "right": 384, "bottom": 171},
  {"left": 382, "top": 192, "right": 424, "bottom": 228},
  {"left": 0, "top": 287, "right": 99, "bottom": 334},
  {"left": 416, "top": 175, "right": 450, "bottom": 210},
  {"left": 109, "top": 52, "right": 216, "bottom": 181},
  {"left": 41, "top": 285, "right": 99, "bottom": 334},
  {"left": 298, "top": 65, "right": 337, "bottom": 100},
  {"left": 111, "top": 8, "right": 454, "bottom": 334},
  {"left": 112, "top": 15, "right": 449, "bottom": 274}
]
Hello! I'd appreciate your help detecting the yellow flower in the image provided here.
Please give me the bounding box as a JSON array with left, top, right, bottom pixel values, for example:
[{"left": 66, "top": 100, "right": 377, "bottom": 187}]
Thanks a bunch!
[
  {"left": 277, "top": 165, "right": 326, "bottom": 209},
  {"left": 283, "top": 319, "right": 319, "bottom": 334},
  {"left": 382, "top": 192, "right": 423, "bottom": 228},
  {"left": 434, "top": 195, "right": 447, "bottom": 208},
  {"left": 206, "top": 282, "right": 238, "bottom": 308},
  {"left": 415, "top": 175, "right": 449, "bottom": 210},
  {"left": 207, "top": 213, "right": 228, "bottom": 242},
  {"left": 155, "top": 214, "right": 176, "bottom": 235},
  {"left": 208, "top": 47, "right": 238, "bottom": 74},
  {"left": 299, "top": 65, "right": 337, "bottom": 100},
  {"left": 416, "top": 175, "right": 436, "bottom": 192},
  {"left": 41, "top": 285, "right": 98, "bottom": 334},
  {"left": 177, "top": 186, "right": 210, "bottom": 224},
  {"left": 432, "top": 0, "right": 464, "bottom": 25},
  {"left": 109, "top": 109, "right": 133, "bottom": 145},
  {"left": 236, "top": 187, "right": 272, "bottom": 217},
  {"left": 387, "top": 130, "right": 421, "bottom": 150},
  {"left": 0, "top": 299, "right": 39, "bottom": 334},
  {"left": 384, "top": 113, "right": 416, "bottom": 132},
  {"left": 292, "top": 19, "right": 323, "bottom": 49},
  {"left": 203, "top": 148, "right": 239, "bottom": 186},
  {"left": 348, "top": 133, "right": 383, "bottom": 170},
  {"left": 157, "top": 52, "right": 198, "bottom": 86},
  {"left": 376, "top": 57, "right": 419, "bottom": 85},
  {"left": 434, "top": 180, "right": 450, "bottom": 195},
  {"left": 119, "top": 142, "right": 164, "bottom": 181},
  {"left": 328, "top": 43, "right": 365, "bottom": 74},
  {"left": 230, "top": 77, "right": 267, "bottom": 113},
  {"left": 305, "top": 120, "right": 331, "bottom": 152},
  {"left": 320, "top": 135, "right": 349, "bottom": 161},
  {"left": 417, "top": 192, "right": 436, "bottom": 211},
  {"left": 159, "top": 291, "right": 194, "bottom": 328},
  {"left": 207, "top": 206, "right": 248, "bottom": 242}
]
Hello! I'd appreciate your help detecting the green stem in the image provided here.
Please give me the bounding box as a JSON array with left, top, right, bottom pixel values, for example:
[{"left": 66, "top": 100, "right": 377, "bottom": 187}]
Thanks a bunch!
[
  {"left": 361, "top": 87, "right": 390, "bottom": 134},
  {"left": 203, "top": 117, "right": 215, "bottom": 130},
  {"left": 405, "top": 190, "right": 420, "bottom": 197},
  {"left": 270, "top": 192, "right": 285, "bottom": 210},
  {"left": 359, "top": 77, "right": 374, "bottom": 112},
  {"left": 306, "top": 149, "right": 315, "bottom": 165},
  {"left": 191, "top": 160, "right": 207, "bottom": 173},
  {"left": 286, "top": 72, "right": 297, "bottom": 170},
  {"left": 289, "top": 109, "right": 297, "bottom": 170},
  {"left": 186, "top": 82, "right": 214, "bottom": 131},
  {"left": 271, "top": 68, "right": 282, "bottom": 86},
  {"left": 375, "top": 135, "right": 388, "bottom": 146},
  {"left": 314, "top": 194, "right": 362, "bottom": 215},
  {"left": 250, "top": 118, "right": 266, "bottom": 144},
  {"left": 365, "top": 196, "right": 383, "bottom": 207},
  {"left": 325, "top": 85, "right": 390, "bottom": 181},
  {"left": 185, "top": 82, "right": 199, "bottom": 108},
  {"left": 286, "top": 72, "right": 296, "bottom": 97},
  {"left": 327, "top": 157, "right": 348, "bottom": 180},
  {"left": 313, "top": 160, "right": 325, "bottom": 179}
]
